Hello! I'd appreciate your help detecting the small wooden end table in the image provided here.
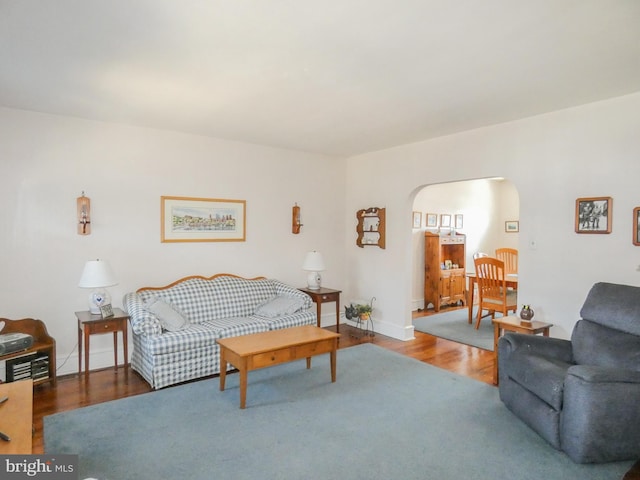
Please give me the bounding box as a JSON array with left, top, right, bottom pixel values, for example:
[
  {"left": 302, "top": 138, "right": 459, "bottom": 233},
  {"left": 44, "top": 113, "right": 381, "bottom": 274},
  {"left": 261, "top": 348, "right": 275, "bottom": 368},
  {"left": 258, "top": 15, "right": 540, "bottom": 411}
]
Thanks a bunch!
[
  {"left": 218, "top": 325, "right": 340, "bottom": 409},
  {"left": 299, "top": 287, "right": 342, "bottom": 332},
  {"left": 0, "top": 379, "right": 33, "bottom": 454},
  {"left": 76, "top": 308, "right": 130, "bottom": 380},
  {"left": 492, "top": 315, "right": 553, "bottom": 385}
]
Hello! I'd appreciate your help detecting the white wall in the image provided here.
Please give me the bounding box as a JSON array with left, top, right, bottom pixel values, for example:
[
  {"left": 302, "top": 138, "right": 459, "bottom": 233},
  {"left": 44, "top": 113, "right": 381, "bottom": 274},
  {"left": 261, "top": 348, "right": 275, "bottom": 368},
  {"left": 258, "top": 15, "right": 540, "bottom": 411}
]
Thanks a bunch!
[
  {"left": 346, "top": 92, "right": 640, "bottom": 341},
  {"left": 0, "top": 107, "right": 346, "bottom": 375},
  {"left": 2, "top": 91, "right": 639, "bottom": 375},
  {"left": 410, "top": 179, "right": 520, "bottom": 310}
]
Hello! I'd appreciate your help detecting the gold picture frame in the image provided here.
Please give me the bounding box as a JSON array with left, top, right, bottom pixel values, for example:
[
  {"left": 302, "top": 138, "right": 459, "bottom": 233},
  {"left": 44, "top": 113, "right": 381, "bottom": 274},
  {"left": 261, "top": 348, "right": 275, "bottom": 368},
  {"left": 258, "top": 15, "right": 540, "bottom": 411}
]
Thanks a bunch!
[
  {"left": 412, "top": 211, "right": 422, "bottom": 229},
  {"left": 161, "top": 196, "right": 246, "bottom": 242},
  {"left": 426, "top": 213, "right": 438, "bottom": 228},
  {"left": 505, "top": 220, "right": 519, "bottom": 233}
]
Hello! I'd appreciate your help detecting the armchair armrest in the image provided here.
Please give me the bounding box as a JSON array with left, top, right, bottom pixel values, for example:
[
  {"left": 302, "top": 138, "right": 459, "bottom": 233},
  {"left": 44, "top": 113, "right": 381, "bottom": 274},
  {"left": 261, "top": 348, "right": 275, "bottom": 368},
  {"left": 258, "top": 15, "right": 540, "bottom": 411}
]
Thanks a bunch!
[
  {"left": 561, "top": 364, "right": 640, "bottom": 463},
  {"left": 122, "top": 292, "right": 162, "bottom": 336},
  {"left": 499, "top": 333, "right": 573, "bottom": 363},
  {"left": 568, "top": 364, "right": 640, "bottom": 384}
]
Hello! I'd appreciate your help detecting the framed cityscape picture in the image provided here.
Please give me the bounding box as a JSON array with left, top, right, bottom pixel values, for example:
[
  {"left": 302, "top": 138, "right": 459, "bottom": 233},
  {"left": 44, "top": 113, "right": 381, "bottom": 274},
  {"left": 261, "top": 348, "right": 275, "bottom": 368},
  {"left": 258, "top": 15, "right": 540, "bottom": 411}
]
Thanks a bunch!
[{"left": 161, "top": 196, "right": 246, "bottom": 242}]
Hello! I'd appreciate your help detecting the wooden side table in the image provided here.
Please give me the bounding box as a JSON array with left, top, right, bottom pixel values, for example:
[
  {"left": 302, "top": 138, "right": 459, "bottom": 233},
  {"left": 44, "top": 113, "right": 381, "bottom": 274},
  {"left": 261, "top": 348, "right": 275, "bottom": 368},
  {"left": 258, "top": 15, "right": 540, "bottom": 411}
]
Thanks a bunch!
[
  {"left": 76, "top": 308, "right": 130, "bottom": 379},
  {"left": 298, "top": 287, "right": 342, "bottom": 333},
  {"left": 492, "top": 315, "right": 553, "bottom": 385}
]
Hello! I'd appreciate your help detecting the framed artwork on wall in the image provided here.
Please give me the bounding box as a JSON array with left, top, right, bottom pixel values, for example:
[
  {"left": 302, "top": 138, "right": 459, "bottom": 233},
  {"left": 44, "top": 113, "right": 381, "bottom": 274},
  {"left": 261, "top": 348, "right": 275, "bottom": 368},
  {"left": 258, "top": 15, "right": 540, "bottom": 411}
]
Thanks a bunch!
[
  {"left": 412, "top": 211, "right": 422, "bottom": 229},
  {"left": 454, "top": 214, "right": 463, "bottom": 229},
  {"left": 505, "top": 220, "right": 519, "bottom": 233},
  {"left": 426, "top": 213, "right": 438, "bottom": 228},
  {"left": 440, "top": 214, "right": 451, "bottom": 228},
  {"left": 161, "top": 196, "right": 246, "bottom": 242},
  {"left": 634, "top": 207, "right": 640, "bottom": 246},
  {"left": 575, "top": 197, "right": 612, "bottom": 234}
]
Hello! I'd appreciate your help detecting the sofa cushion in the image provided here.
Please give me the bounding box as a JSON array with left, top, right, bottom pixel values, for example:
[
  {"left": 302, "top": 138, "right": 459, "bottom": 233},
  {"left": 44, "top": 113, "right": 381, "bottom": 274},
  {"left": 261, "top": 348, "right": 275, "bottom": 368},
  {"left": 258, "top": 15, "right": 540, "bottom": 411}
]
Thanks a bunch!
[
  {"left": 144, "top": 297, "right": 189, "bottom": 332},
  {"left": 503, "top": 350, "right": 572, "bottom": 410},
  {"left": 254, "top": 296, "right": 306, "bottom": 318},
  {"left": 202, "top": 317, "right": 270, "bottom": 339},
  {"left": 572, "top": 319, "right": 640, "bottom": 371},
  {"left": 145, "top": 323, "right": 221, "bottom": 356}
]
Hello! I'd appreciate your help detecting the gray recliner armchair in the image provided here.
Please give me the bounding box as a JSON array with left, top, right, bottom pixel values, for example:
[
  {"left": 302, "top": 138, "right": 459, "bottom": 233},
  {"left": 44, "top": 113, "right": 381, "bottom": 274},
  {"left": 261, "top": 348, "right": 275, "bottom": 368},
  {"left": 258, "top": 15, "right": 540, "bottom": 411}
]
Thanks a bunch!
[{"left": 498, "top": 282, "right": 640, "bottom": 464}]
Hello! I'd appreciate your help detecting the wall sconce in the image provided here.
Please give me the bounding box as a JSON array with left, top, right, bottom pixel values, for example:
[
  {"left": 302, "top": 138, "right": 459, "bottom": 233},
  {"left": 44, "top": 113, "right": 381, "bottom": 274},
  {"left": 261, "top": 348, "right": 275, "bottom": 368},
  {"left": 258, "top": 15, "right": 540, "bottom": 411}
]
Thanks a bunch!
[
  {"left": 77, "top": 191, "right": 91, "bottom": 235},
  {"left": 292, "top": 203, "right": 303, "bottom": 234}
]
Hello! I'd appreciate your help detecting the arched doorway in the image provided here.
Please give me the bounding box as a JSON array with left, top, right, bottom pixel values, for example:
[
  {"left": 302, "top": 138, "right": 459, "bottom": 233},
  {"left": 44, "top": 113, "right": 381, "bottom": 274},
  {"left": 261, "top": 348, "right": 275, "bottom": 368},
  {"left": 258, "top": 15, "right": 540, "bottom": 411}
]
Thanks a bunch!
[{"left": 410, "top": 178, "right": 519, "bottom": 345}]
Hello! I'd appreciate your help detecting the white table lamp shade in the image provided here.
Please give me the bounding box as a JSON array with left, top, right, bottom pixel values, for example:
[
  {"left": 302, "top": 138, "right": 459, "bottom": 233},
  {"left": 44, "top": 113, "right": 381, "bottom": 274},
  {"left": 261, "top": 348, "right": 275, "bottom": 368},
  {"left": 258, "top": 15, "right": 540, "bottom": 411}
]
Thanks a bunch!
[
  {"left": 79, "top": 260, "right": 118, "bottom": 314},
  {"left": 302, "top": 251, "right": 325, "bottom": 290}
]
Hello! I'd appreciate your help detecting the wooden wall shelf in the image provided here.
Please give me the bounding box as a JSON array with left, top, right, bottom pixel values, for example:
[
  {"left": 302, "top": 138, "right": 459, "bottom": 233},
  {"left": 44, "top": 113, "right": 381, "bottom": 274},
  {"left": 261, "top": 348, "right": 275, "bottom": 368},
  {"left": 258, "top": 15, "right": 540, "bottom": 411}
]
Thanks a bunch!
[{"left": 356, "top": 207, "right": 386, "bottom": 249}]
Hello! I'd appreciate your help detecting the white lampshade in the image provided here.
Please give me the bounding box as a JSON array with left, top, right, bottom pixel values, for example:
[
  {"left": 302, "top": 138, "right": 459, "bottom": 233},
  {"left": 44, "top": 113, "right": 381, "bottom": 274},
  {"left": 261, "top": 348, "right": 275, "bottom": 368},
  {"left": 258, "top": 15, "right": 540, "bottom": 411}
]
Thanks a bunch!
[
  {"left": 302, "top": 251, "right": 325, "bottom": 290},
  {"left": 79, "top": 259, "right": 118, "bottom": 314}
]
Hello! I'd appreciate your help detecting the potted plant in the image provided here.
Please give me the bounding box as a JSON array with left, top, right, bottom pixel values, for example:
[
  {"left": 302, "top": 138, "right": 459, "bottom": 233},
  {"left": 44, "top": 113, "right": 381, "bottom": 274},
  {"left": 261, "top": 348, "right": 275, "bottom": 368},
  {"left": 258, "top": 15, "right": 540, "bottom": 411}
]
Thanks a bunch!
[{"left": 355, "top": 303, "right": 372, "bottom": 320}]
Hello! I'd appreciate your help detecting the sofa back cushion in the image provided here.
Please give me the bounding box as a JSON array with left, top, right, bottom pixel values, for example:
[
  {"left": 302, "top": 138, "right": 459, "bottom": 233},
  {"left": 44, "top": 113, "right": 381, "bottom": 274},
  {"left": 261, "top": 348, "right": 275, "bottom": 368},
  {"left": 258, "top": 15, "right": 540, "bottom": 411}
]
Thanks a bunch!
[
  {"left": 571, "top": 319, "right": 640, "bottom": 371},
  {"left": 138, "top": 275, "right": 276, "bottom": 323},
  {"left": 580, "top": 282, "right": 640, "bottom": 336}
]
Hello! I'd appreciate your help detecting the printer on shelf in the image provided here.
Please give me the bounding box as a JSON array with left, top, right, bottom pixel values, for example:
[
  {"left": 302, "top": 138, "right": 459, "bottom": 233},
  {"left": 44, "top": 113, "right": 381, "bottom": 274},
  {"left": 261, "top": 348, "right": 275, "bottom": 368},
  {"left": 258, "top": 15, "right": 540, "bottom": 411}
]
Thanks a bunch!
[{"left": 0, "top": 332, "right": 34, "bottom": 356}]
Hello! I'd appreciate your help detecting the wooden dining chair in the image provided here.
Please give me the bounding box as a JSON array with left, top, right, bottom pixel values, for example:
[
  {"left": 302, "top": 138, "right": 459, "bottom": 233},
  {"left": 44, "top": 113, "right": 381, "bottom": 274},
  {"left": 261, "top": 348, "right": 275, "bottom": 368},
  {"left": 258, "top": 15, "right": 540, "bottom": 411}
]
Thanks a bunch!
[
  {"left": 495, "top": 248, "right": 518, "bottom": 275},
  {"left": 473, "top": 257, "right": 517, "bottom": 329}
]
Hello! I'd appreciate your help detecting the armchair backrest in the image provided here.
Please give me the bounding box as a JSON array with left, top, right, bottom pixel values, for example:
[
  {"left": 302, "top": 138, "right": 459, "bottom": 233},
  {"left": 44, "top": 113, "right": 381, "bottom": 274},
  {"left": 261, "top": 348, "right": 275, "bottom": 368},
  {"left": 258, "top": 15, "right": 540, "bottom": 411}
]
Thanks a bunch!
[
  {"left": 579, "top": 282, "right": 640, "bottom": 336},
  {"left": 572, "top": 282, "right": 640, "bottom": 371}
]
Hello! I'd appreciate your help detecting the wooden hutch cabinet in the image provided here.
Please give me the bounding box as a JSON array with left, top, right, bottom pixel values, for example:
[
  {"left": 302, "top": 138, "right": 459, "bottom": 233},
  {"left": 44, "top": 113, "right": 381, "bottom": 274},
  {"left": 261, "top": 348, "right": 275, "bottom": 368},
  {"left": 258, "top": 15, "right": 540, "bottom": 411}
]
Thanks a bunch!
[{"left": 424, "top": 231, "right": 467, "bottom": 312}]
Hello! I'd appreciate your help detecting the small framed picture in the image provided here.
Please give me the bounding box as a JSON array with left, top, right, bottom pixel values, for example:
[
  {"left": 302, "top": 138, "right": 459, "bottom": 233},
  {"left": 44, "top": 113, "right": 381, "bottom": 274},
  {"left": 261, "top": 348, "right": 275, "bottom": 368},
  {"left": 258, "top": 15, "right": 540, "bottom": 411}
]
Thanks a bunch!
[
  {"left": 454, "top": 214, "right": 463, "bottom": 229},
  {"left": 633, "top": 207, "right": 640, "bottom": 246},
  {"left": 505, "top": 220, "right": 519, "bottom": 233},
  {"left": 412, "top": 211, "right": 422, "bottom": 229},
  {"left": 440, "top": 214, "right": 451, "bottom": 228},
  {"left": 575, "top": 197, "right": 612, "bottom": 234},
  {"left": 426, "top": 213, "right": 438, "bottom": 228},
  {"left": 100, "top": 304, "right": 114, "bottom": 319}
]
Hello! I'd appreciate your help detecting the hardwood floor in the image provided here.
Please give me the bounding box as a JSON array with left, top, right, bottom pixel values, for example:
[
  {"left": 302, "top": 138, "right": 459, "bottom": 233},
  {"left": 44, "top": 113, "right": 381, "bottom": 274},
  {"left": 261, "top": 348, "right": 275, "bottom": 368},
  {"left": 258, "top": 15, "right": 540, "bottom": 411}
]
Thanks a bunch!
[
  {"left": 29, "top": 309, "right": 640, "bottom": 478},
  {"left": 31, "top": 311, "right": 493, "bottom": 454}
]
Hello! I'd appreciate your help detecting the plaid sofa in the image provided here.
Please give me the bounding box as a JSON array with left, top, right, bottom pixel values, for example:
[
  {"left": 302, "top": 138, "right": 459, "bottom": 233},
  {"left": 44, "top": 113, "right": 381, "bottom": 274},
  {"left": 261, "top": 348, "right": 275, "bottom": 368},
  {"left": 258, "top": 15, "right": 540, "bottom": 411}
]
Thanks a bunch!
[{"left": 123, "top": 274, "right": 315, "bottom": 389}]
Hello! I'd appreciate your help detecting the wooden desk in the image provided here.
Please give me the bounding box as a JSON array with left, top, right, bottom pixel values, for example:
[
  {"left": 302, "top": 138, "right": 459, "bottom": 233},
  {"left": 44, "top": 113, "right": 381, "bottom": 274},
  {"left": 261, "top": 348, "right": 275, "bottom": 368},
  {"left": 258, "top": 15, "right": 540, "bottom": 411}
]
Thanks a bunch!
[
  {"left": 492, "top": 316, "right": 552, "bottom": 385},
  {"left": 218, "top": 325, "right": 340, "bottom": 409},
  {"left": 466, "top": 272, "right": 518, "bottom": 323},
  {"left": 76, "top": 308, "right": 129, "bottom": 379},
  {"left": 298, "top": 287, "right": 342, "bottom": 333},
  {"left": 0, "top": 379, "right": 33, "bottom": 454}
]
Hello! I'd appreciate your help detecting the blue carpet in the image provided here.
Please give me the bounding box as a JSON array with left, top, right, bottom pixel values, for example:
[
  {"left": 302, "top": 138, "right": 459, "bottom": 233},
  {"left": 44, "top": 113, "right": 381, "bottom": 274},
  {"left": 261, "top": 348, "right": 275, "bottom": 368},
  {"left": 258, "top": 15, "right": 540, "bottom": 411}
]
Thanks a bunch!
[
  {"left": 44, "top": 344, "right": 631, "bottom": 479},
  {"left": 413, "top": 309, "right": 494, "bottom": 350}
]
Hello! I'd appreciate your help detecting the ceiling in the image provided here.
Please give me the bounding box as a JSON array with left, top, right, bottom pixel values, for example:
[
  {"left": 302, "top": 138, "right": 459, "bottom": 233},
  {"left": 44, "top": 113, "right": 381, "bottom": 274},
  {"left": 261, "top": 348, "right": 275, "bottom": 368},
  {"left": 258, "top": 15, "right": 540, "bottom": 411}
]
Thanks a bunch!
[{"left": 1, "top": 1, "right": 639, "bottom": 157}]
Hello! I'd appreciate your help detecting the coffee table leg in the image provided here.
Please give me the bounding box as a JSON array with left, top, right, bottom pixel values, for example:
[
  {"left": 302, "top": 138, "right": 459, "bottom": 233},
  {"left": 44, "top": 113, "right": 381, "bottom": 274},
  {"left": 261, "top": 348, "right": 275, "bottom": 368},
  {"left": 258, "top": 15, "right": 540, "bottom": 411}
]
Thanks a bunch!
[
  {"left": 239, "top": 366, "right": 247, "bottom": 409},
  {"left": 330, "top": 348, "right": 337, "bottom": 383},
  {"left": 219, "top": 348, "right": 227, "bottom": 391}
]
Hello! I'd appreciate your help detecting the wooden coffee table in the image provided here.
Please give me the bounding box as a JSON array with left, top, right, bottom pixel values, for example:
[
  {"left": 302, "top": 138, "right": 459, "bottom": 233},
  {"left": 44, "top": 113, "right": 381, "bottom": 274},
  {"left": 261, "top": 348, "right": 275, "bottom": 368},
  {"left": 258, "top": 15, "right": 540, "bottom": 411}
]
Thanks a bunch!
[
  {"left": 218, "top": 325, "right": 340, "bottom": 409},
  {"left": 0, "top": 379, "right": 33, "bottom": 454}
]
